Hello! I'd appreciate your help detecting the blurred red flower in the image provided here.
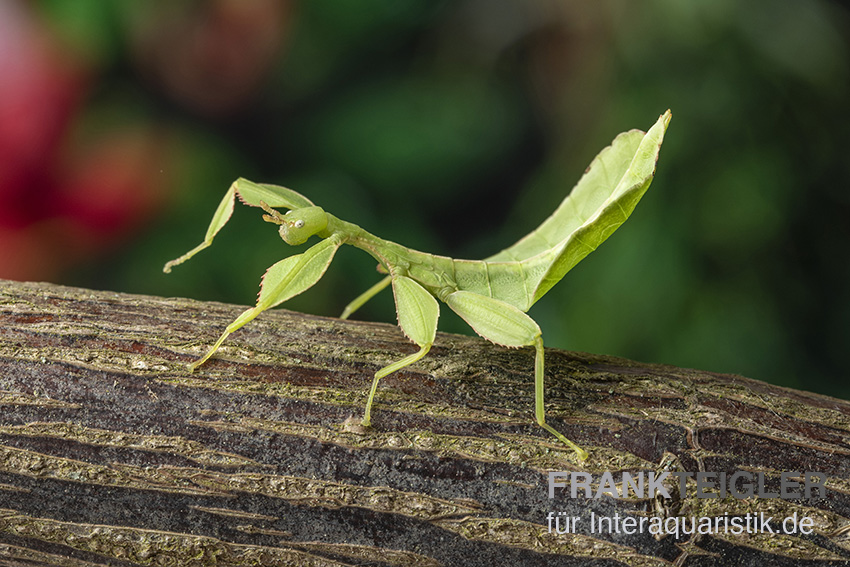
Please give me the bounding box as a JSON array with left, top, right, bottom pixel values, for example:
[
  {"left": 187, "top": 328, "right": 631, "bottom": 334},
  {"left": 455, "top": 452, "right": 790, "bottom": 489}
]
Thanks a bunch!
[{"left": 0, "top": 0, "right": 168, "bottom": 281}]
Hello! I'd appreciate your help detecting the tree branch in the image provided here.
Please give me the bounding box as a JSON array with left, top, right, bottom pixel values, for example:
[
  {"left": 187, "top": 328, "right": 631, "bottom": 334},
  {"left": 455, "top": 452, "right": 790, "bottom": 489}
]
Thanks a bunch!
[{"left": 0, "top": 279, "right": 848, "bottom": 566}]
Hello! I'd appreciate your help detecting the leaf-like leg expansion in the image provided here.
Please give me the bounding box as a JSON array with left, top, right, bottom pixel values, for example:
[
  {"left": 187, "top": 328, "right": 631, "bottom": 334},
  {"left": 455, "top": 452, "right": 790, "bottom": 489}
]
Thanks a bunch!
[
  {"left": 163, "top": 178, "right": 315, "bottom": 273},
  {"left": 446, "top": 290, "right": 587, "bottom": 459},
  {"left": 232, "top": 177, "right": 314, "bottom": 209},
  {"left": 341, "top": 275, "right": 392, "bottom": 320},
  {"left": 188, "top": 237, "right": 341, "bottom": 371},
  {"left": 163, "top": 183, "right": 237, "bottom": 273},
  {"left": 363, "top": 276, "right": 438, "bottom": 427}
]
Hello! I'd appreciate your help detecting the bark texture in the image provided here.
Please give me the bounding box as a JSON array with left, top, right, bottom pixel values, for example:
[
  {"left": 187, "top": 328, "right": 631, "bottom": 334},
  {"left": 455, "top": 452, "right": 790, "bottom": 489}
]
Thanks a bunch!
[{"left": 0, "top": 278, "right": 848, "bottom": 567}]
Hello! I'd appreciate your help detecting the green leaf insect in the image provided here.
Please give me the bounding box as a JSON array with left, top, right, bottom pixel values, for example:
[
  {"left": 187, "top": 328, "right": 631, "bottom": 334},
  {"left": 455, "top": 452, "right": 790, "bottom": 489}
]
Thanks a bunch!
[{"left": 164, "top": 110, "right": 672, "bottom": 460}]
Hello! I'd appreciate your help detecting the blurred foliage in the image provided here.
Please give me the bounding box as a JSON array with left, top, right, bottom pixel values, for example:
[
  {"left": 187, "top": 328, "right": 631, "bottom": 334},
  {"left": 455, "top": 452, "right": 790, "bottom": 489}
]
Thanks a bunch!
[{"left": 3, "top": 0, "right": 848, "bottom": 399}]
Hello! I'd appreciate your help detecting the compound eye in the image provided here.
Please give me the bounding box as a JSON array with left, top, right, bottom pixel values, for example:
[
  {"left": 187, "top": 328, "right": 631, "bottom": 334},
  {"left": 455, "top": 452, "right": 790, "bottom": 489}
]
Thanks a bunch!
[{"left": 294, "top": 220, "right": 305, "bottom": 229}]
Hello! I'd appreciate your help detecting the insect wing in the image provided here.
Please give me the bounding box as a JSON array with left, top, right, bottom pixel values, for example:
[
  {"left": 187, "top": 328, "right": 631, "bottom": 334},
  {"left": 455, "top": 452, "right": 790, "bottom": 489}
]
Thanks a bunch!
[{"left": 531, "top": 110, "right": 670, "bottom": 302}]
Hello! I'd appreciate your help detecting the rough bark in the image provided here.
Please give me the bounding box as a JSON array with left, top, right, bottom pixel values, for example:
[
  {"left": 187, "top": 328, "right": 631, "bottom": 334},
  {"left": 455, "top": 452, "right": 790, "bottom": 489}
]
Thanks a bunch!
[{"left": 0, "top": 278, "right": 848, "bottom": 567}]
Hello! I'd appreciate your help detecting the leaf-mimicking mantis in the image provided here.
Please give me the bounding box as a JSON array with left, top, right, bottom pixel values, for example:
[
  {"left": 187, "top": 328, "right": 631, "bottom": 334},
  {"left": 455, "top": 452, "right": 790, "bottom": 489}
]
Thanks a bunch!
[{"left": 164, "top": 110, "right": 671, "bottom": 460}]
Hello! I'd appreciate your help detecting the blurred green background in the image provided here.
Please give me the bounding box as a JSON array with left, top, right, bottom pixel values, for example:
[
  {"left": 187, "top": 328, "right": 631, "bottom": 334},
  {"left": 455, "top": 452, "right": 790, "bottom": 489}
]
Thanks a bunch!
[{"left": 2, "top": 0, "right": 848, "bottom": 399}]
